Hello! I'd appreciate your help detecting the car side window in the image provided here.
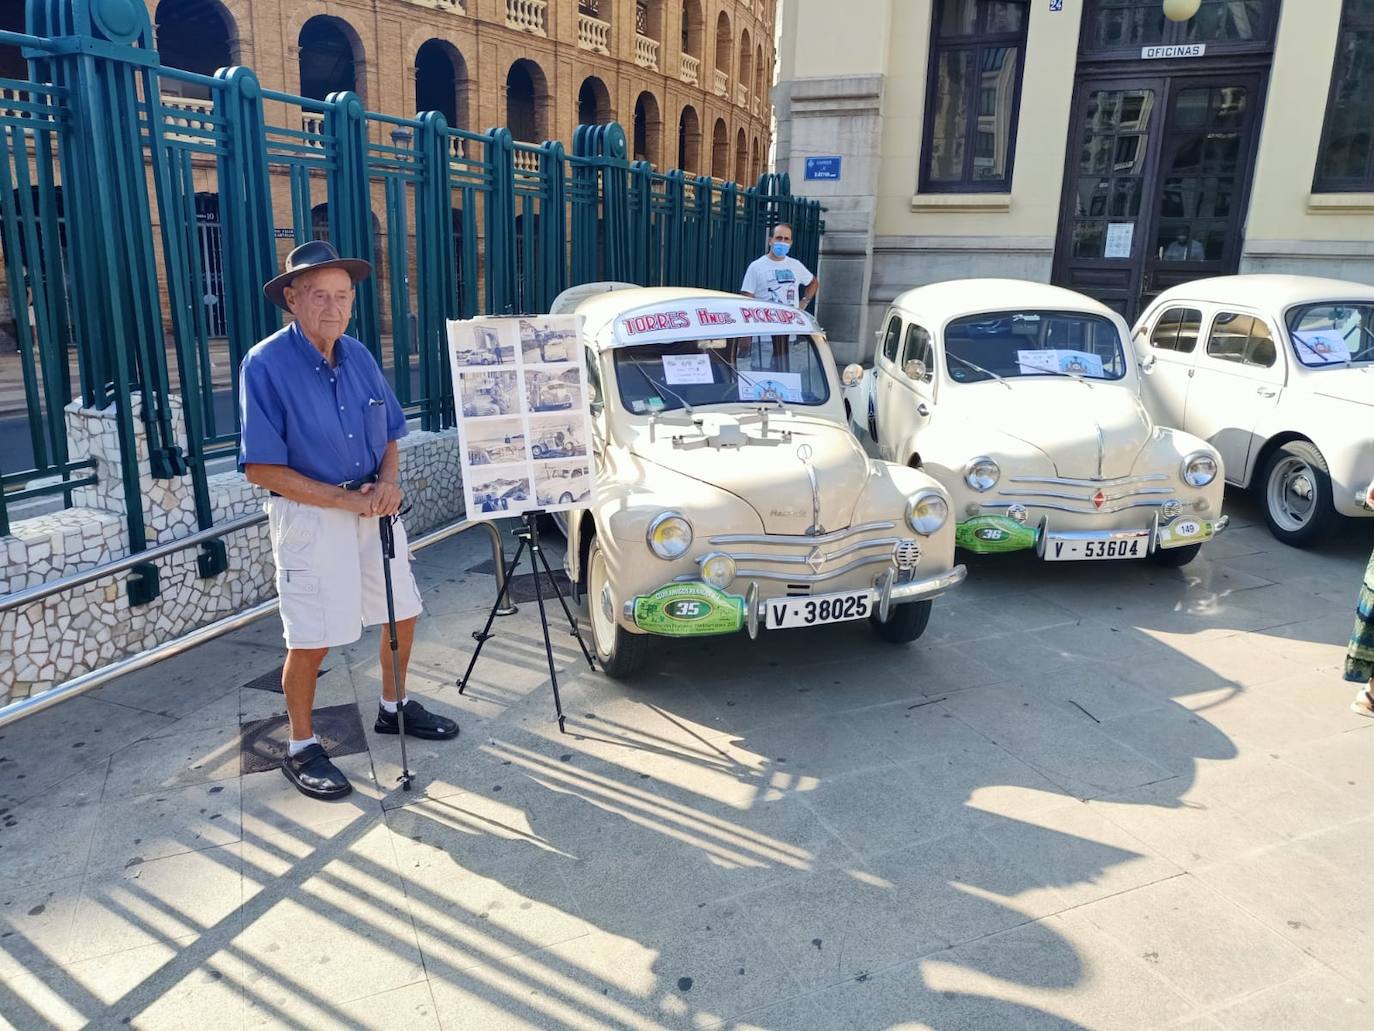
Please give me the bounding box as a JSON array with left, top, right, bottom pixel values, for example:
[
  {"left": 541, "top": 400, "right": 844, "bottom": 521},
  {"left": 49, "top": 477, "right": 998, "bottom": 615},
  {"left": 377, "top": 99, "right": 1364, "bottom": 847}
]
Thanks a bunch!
[
  {"left": 583, "top": 346, "right": 603, "bottom": 411},
  {"left": 900, "top": 323, "right": 935, "bottom": 383},
  {"left": 1206, "top": 312, "right": 1275, "bottom": 369},
  {"left": 881, "top": 314, "right": 902, "bottom": 363},
  {"left": 1206, "top": 312, "right": 1254, "bottom": 363},
  {"left": 1151, "top": 307, "right": 1203, "bottom": 353}
]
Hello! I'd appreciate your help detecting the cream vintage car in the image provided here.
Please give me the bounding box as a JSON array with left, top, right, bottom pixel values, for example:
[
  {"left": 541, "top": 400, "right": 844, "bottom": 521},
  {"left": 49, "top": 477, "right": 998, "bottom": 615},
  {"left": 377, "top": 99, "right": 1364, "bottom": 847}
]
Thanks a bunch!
[
  {"left": 548, "top": 284, "right": 966, "bottom": 677},
  {"left": 848, "top": 280, "right": 1228, "bottom": 566},
  {"left": 1131, "top": 276, "right": 1374, "bottom": 547}
]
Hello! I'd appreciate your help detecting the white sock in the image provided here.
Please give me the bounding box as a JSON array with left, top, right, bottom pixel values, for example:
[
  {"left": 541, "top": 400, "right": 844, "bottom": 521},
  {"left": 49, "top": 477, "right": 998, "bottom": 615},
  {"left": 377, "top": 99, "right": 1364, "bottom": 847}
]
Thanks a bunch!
[
  {"left": 379, "top": 696, "right": 398, "bottom": 714},
  {"left": 288, "top": 735, "right": 318, "bottom": 757}
]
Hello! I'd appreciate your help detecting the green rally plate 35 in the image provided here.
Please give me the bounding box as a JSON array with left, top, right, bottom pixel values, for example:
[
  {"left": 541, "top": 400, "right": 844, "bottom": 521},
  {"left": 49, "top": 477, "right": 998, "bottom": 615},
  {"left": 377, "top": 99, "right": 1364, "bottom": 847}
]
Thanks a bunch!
[{"left": 632, "top": 582, "right": 746, "bottom": 636}]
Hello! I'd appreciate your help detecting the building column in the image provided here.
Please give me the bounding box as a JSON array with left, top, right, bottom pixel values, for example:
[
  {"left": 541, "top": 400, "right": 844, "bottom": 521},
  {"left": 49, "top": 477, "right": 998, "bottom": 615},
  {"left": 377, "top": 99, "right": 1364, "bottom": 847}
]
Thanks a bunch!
[{"left": 772, "top": 73, "right": 883, "bottom": 366}]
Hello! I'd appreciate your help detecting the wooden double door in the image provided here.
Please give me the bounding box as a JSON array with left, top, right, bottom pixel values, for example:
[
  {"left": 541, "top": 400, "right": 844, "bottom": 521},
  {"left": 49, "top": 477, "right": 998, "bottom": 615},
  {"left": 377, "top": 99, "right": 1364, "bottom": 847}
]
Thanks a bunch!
[{"left": 1052, "top": 67, "right": 1267, "bottom": 322}]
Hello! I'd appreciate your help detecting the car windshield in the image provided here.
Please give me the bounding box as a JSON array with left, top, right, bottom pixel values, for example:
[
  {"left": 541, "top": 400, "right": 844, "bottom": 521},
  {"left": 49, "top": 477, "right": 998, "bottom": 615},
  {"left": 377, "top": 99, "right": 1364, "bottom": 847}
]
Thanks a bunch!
[
  {"left": 611, "top": 335, "right": 832, "bottom": 414},
  {"left": 1286, "top": 302, "right": 1374, "bottom": 367},
  {"left": 943, "top": 310, "right": 1129, "bottom": 383}
]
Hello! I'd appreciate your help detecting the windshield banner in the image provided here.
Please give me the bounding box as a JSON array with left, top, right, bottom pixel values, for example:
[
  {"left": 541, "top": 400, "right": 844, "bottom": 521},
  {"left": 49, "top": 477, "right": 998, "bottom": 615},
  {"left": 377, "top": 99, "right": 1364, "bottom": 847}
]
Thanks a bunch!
[
  {"left": 611, "top": 299, "right": 819, "bottom": 347},
  {"left": 1292, "top": 330, "right": 1352, "bottom": 366},
  {"left": 1016, "top": 349, "right": 1106, "bottom": 377}
]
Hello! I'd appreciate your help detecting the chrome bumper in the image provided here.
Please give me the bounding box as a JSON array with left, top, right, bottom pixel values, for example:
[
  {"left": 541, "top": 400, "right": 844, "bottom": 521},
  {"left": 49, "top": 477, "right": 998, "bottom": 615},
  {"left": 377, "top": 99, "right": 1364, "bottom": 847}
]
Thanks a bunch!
[
  {"left": 1033, "top": 513, "right": 1229, "bottom": 557},
  {"left": 743, "top": 564, "right": 967, "bottom": 639}
]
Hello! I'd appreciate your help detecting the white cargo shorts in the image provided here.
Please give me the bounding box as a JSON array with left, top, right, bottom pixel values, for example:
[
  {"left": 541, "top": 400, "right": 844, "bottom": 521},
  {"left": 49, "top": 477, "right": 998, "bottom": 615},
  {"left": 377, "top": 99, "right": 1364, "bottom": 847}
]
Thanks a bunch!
[{"left": 266, "top": 497, "right": 423, "bottom": 650}]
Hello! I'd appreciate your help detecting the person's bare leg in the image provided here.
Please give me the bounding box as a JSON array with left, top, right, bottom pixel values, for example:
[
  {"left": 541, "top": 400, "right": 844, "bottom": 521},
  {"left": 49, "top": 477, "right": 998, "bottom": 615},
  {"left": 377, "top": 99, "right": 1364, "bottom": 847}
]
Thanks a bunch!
[
  {"left": 379, "top": 616, "right": 418, "bottom": 704},
  {"left": 282, "top": 647, "right": 328, "bottom": 740}
]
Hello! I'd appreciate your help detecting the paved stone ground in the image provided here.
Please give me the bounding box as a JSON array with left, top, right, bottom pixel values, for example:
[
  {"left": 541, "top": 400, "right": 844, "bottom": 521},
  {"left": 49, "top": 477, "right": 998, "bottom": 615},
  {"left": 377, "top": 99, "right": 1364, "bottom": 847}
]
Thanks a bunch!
[{"left": 1, "top": 493, "right": 1371, "bottom": 1030}]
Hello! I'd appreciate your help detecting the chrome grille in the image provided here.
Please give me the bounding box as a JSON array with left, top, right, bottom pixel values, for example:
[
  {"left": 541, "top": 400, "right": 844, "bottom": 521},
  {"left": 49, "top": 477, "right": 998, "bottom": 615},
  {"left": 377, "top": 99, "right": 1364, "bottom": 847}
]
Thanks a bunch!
[
  {"left": 707, "top": 521, "right": 905, "bottom": 584},
  {"left": 983, "top": 474, "right": 1174, "bottom": 515}
]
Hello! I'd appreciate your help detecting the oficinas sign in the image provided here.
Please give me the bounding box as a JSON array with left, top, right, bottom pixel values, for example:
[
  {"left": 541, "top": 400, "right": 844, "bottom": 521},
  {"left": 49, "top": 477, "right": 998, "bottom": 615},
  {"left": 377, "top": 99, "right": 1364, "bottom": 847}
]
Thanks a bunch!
[{"left": 613, "top": 301, "right": 816, "bottom": 346}]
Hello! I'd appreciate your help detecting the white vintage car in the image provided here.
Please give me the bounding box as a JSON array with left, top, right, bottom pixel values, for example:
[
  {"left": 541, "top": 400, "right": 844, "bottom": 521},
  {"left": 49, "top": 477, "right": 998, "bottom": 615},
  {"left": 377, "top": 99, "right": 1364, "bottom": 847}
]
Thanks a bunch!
[
  {"left": 549, "top": 284, "right": 966, "bottom": 677},
  {"left": 1131, "top": 275, "right": 1374, "bottom": 546},
  {"left": 849, "top": 280, "right": 1228, "bottom": 566}
]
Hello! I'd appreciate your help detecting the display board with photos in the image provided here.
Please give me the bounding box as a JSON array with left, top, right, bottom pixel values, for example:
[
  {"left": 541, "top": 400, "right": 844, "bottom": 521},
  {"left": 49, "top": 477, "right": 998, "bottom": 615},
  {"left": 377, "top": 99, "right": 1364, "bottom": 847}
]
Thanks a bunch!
[{"left": 447, "top": 316, "right": 596, "bottom": 520}]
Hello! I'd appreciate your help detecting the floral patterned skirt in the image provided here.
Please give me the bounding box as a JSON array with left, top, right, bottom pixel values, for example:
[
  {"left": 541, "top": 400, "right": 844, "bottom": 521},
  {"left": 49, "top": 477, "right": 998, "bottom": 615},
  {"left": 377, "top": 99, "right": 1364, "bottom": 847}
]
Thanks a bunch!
[{"left": 1346, "top": 548, "right": 1374, "bottom": 684}]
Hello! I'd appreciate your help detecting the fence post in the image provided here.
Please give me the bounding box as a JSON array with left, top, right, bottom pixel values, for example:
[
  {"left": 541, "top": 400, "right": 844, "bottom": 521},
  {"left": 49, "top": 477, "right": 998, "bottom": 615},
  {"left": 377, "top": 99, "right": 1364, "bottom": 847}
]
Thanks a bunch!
[
  {"left": 325, "top": 91, "right": 380, "bottom": 355},
  {"left": 486, "top": 128, "right": 516, "bottom": 314},
  {"left": 415, "top": 111, "right": 452, "bottom": 432}
]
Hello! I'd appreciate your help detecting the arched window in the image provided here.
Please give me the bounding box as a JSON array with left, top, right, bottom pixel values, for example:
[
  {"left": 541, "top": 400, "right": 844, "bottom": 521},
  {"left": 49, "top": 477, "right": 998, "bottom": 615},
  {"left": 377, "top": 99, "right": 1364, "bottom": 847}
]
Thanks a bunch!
[
  {"left": 756, "top": 43, "right": 766, "bottom": 101},
  {"left": 415, "top": 39, "right": 470, "bottom": 132},
  {"left": 738, "top": 29, "right": 752, "bottom": 101},
  {"left": 636, "top": 0, "right": 663, "bottom": 40},
  {"left": 506, "top": 59, "right": 549, "bottom": 142},
  {"left": 678, "top": 104, "right": 701, "bottom": 171},
  {"left": 633, "top": 91, "right": 662, "bottom": 166},
  {"left": 577, "top": 76, "right": 614, "bottom": 126},
  {"left": 156, "top": 0, "right": 235, "bottom": 99},
  {"left": 0, "top": 5, "right": 28, "bottom": 80},
  {"left": 734, "top": 126, "right": 747, "bottom": 183},
  {"left": 751, "top": 136, "right": 761, "bottom": 181},
  {"left": 681, "top": 0, "right": 703, "bottom": 55},
  {"left": 711, "top": 117, "right": 729, "bottom": 179},
  {"left": 714, "top": 11, "right": 731, "bottom": 78},
  {"left": 298, "top": 16, "right": 361, "bottom": 102}
]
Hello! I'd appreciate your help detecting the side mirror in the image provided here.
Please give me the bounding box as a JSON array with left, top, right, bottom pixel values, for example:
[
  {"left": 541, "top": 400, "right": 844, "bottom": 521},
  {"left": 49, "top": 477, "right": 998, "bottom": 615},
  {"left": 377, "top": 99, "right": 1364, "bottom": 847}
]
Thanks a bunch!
[
  {"left": 903, "top": 359, "right": 927, "bottom": 381},
  {"left": 841, "top": 364, "right": 865, "bottom": 387}
]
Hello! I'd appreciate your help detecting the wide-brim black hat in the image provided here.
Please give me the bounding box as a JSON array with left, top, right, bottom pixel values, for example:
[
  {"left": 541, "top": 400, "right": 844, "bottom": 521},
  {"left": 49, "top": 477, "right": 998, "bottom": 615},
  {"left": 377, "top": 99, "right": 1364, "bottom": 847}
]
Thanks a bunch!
[{"left": 263, "top": 240, "right": 371, "bottom": 310}]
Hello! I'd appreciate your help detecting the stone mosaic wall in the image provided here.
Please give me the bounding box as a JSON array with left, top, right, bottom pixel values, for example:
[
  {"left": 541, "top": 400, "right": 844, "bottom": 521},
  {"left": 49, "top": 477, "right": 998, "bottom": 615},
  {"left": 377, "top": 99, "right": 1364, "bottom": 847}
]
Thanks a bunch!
[{"left": 0, "top": 397, "right": 463, "bottom": 705}]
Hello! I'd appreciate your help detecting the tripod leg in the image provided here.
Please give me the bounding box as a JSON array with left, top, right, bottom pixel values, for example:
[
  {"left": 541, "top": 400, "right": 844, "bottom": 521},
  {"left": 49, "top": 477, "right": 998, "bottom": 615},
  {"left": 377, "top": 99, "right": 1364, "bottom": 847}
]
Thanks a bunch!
[
  {"left": 526, "top": 518, "right": 569, "bottom": 733},
  {"left": 532, "top": 536, "right": 596, "bottom": 671},
  {"left": 456, "top": 534, "right": 526, "bottom": 694}
]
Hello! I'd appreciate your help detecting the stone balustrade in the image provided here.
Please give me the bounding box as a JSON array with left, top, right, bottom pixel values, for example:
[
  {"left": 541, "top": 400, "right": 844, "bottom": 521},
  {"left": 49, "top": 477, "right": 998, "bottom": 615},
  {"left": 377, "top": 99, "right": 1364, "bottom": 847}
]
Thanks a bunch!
[
  {"left": 513, "top": 149, "right": 540, "bottom": 173},
  {"left": 634, "top": 33, "right": 659, "bottom": 70},
  {"left": 714, "top": 68, "right": 729, "bottom": 97},
  {"left": 161, "top": 95, "right": 214, "bottom": 142},
  {"left": 736, "top": 83, "right": 749, "bottom": 108},
  {"left": 577, "top": 12, "right": 610, "bottom": 53},
  {"left": 506, "top": 0, "right": 547, "bottom": 35},
  {"left": 680, "top": 53, "right": 701, "bottom": 85},
  {"left": 301, "top": 113, "right": 325, "bottom": 148}
]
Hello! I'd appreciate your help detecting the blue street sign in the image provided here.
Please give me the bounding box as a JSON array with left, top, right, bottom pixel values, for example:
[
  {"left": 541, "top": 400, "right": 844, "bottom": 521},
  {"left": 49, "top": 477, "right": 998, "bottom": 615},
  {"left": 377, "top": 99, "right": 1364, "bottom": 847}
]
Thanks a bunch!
[{"left": 804, "top": 156, "right": 842, "bottom": 181}]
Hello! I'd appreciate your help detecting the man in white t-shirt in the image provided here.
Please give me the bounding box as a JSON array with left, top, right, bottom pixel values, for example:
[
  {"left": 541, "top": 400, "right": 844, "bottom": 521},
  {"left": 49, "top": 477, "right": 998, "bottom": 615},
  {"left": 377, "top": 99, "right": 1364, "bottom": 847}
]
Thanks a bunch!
[{"left": 739, "top": 223, "right": 819, "bottom": 368}]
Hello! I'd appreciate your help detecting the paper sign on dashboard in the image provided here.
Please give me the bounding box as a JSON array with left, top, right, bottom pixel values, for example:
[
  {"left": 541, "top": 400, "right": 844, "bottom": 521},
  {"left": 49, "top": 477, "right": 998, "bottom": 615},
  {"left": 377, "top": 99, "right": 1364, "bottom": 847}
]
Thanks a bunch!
[
  {"left": 1016, "top": 349, "right": 1105, "bottom": 378},
  {"left": 738, "top": 371, "right": 805, "bottom": 402},
  {"left": 661, "top": 353, "right": 714, "bottom": 384},
  {"left": 1292, "top": 330, "right": 1352, "bottom": 366}
]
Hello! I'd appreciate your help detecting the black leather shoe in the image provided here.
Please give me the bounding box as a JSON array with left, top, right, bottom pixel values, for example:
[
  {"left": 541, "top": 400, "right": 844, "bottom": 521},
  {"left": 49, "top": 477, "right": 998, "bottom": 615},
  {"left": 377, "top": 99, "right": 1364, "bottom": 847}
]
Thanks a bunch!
[
  {"left": 375, "top": 700, "right": 460, "bottom": 740},
  {"left": 281, "top": 744, "right": 353, "bottom": 799}
]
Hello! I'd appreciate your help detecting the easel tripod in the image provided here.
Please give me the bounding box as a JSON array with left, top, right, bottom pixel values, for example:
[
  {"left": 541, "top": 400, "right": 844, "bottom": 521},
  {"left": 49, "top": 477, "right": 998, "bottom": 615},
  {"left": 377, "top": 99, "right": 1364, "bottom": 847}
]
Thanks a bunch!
[{"left": 457, "top": 511, "right": 596, "bottom": 732}]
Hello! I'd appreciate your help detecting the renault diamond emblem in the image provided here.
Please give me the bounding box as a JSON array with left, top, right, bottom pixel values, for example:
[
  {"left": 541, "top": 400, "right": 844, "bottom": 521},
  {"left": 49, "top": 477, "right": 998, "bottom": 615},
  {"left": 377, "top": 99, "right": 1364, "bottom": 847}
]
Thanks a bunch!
[
  {"left": 806, "top": 546, "right": 825, "bottom": 573},
  {"left": 1092, "top": 489, "right": 1106, "bottom": 510}
]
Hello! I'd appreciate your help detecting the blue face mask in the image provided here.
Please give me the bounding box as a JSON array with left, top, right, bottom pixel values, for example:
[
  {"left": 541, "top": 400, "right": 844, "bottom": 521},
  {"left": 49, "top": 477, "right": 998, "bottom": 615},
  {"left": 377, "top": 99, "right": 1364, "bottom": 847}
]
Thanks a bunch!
[{"left": 771, "top": 241, "right": 790, "bottom": 258}]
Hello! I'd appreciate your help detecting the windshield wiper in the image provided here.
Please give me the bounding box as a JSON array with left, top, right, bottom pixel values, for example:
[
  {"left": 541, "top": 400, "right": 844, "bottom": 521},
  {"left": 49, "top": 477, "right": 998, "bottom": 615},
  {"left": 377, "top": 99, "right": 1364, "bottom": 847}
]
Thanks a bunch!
[
  {"left": 946, "top": 351, "right": 1013, "bottom": 390},
  {"left": 1028, "top": 365, "right": 1096, "bottom": 389},
  {"left": 705, "top": 344, "right": 796, "bottom": 413}
]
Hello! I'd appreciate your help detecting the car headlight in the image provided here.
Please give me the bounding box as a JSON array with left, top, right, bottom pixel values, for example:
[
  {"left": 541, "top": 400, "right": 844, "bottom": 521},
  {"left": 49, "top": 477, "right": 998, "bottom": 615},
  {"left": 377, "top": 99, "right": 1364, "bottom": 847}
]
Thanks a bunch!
[
  {"left": 906, "top": 491, "right": 949, "bottom": 535},
  {"left": 647, "top": 511, "right": 693, "bottom": 559},
  {"left": 1181, "top": 452, "right": 1218, "bottom": 488},
  {"left": 964, "top": 456, "right": 1000, "bottom": 493},
  {"left": 699, "top": 552, "right": 736, "bottom": 588}
]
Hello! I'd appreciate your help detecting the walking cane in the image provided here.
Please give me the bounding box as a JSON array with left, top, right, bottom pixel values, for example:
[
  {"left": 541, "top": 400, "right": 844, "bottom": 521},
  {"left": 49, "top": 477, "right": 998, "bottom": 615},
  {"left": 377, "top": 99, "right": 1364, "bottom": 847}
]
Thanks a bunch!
[{"left": 378, "top": 513, "right": 413, "bottom": 791}]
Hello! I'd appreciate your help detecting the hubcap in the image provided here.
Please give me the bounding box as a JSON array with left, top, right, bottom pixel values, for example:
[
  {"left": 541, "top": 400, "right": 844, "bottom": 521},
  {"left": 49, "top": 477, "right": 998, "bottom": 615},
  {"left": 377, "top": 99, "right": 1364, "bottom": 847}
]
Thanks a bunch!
[
  {"left": 588, "top": 548, "right": 615, "bottom": 658},
  {"left": 1267, "top": 456, "right": 1317, "bottom": 532}
]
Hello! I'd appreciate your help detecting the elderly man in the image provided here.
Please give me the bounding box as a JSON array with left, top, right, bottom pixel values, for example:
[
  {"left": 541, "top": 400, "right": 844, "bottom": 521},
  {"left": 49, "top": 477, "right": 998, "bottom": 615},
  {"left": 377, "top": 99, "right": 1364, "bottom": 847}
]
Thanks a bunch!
[{"left": 239, "top": 241, "right": 458, "bottom": 800}]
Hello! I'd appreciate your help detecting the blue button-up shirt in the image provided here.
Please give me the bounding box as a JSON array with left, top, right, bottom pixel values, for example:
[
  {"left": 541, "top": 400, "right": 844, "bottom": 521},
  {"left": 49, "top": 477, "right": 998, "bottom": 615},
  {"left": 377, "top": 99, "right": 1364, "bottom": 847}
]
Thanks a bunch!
[{"left": 238, "top": 322, "right": 407, "bottom": 484}]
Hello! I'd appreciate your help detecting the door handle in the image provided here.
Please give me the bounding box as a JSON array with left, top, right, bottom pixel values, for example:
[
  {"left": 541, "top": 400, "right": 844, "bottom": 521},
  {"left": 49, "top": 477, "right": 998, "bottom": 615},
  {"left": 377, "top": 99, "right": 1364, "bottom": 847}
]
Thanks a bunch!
[
  {"left": 1256, "top": 386, "right": 1277, "bottom": 398},
  {"left": 916, "top": 402, "right": 931, "bottom": 417},
  {"left": 1140, "top": 356, "right": 1156, "bottom": 374}
]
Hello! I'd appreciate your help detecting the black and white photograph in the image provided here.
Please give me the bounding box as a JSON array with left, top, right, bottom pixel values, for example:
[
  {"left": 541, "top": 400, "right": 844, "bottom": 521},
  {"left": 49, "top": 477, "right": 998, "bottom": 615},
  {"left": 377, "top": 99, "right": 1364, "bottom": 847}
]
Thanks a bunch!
[
  {"left": 527, "top": 414, "right": 589, "bottom": 460},
  {"left": 465, "top": 418, "right": 527, "bottom": 466},
  {"left": 518, "top": 316, "right": 578, "bottom": 364},
  {"left": 534, "top": 458, "right": 593, "bottom": 507},
  {"left": 525, "top": 367, "right": 582, "bottom": 413},
  {"left": 466, "top": 464, "right": 532, "bottom": 515},
  {"left": 449, "top": 319, "right": 516, "bottom": 367},
  {"left": 458, "top": 368, "right": 519, "bottom": 417}
]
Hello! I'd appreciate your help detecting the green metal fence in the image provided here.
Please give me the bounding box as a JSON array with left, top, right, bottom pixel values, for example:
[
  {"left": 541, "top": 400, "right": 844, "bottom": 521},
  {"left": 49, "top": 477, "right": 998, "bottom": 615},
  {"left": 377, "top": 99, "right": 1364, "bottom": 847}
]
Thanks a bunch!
[{"left": 0, "top": 0, "right": 823, "bottom": 555}]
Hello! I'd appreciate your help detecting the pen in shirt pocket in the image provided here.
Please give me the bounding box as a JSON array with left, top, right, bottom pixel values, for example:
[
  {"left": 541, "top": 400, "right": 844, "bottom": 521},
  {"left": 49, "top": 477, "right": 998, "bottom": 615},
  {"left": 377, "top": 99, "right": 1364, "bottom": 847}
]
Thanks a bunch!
[{"left": 367, "top": 398, "right": 385, "bottom": 407}]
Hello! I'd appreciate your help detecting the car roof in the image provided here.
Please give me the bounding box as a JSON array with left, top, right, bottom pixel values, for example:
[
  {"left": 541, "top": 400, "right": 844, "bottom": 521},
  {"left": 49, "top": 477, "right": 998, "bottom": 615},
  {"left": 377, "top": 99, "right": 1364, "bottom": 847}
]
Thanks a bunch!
[
  {"left": 889, "top": 279, "right": 1119, "bottom": 323},
  {"left": 1146, "top": 274, "right": 1374, "bottom": 312}
]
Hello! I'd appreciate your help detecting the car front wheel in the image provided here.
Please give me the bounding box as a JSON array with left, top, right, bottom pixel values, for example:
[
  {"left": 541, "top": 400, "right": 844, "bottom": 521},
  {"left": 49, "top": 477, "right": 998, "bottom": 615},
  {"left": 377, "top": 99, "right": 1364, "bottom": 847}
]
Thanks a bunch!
[
  {"left": 586, "top": 536, "right": 651, "bottom": 678},
  {"left": 869, "top": 599, "right": 932, "bottom": 644},
  {"left": 1261, "top": 440, "right": 1335, "bottom": 547}
]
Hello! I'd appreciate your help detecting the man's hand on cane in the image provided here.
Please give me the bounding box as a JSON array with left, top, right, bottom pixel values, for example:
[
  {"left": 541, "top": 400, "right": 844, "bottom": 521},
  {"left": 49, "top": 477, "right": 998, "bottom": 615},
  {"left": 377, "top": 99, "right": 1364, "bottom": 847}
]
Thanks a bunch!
[{"left": 360, "top": 480, "right": 404, "bottom": 517}]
